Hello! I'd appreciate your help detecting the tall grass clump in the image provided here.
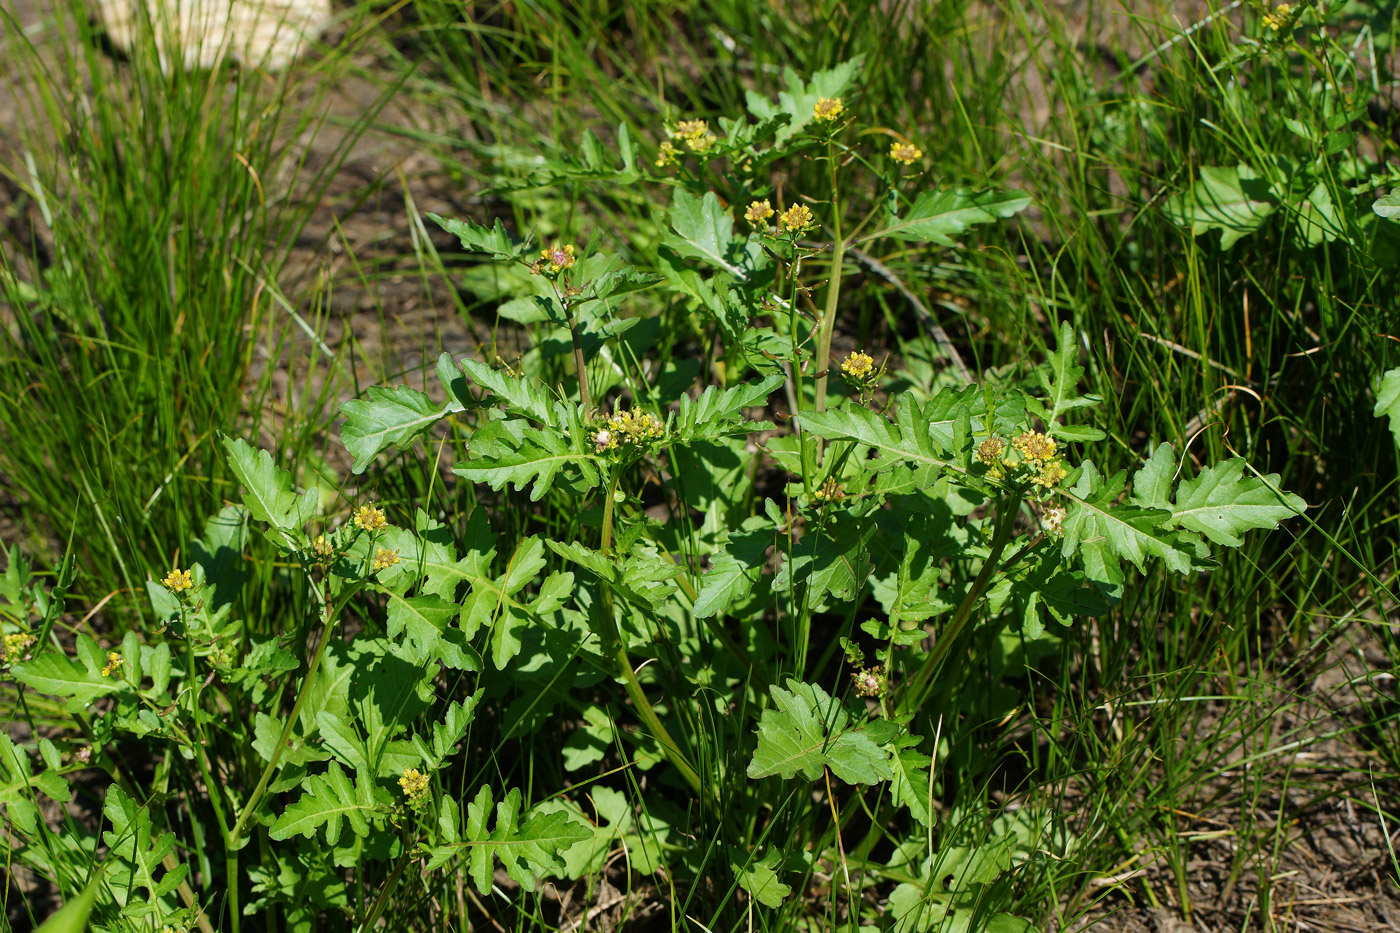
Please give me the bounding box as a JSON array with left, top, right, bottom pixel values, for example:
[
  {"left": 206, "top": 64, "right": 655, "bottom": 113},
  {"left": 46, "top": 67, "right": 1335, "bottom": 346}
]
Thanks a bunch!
[{"left": 0, "top": 1, "right": 380, "bottom": 619}]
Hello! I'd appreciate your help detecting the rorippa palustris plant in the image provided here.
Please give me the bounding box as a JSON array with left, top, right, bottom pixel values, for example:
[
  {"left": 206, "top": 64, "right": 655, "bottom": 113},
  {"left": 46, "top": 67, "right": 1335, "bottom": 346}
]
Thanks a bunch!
[{"left": 0, "top": 58, "right": 1305, "bottom": 933}]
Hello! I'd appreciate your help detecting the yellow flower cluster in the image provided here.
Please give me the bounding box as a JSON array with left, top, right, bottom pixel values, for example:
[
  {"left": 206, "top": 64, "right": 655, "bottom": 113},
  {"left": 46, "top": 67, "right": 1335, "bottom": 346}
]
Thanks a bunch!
[
  {"left": 1261, "top": 2, "right": 1293, "bottom": 30},
  {"left": 2, "top": 632, "right": 36, "bottom": 664},
  {"left": 1013, "top": 431, "right": 1057, "bottom": 461},
  {"left": 539, "top": 243, "right": 577, "bottom": 274},
  {"left": 162, "top": 568, "right": 194, "bottom": 593},
  {"left": 312, "top": 534, "right": 334, "bottom": 559},
  {"left": 372, "top": 547, "right": 400, "bottom": 571},
  {"left": 101, "top": 651, "right": 123, "bottom": 678},
  {"left": 813, "top": 97, "right": 845, "bottom": 122},
  {"left": 1013, "top": 431, "right": 1069, "bottom": 488},
  {"left": 745, "top": 200, "right": 775, "bottom": 225},
  {"left": 1029, "top": 460, "right": 1068, "bottom": 488},
  {"left": 658, "top": 119, "right": 717, "bottom": 162},
  {"left": 399, "top": 768, "right": 430, "bottom": 802},
  {"left": 889, "top": 141, "right": 923, "bottom": 165},
  {"left": 353, "top": 504, "right": 387, "bottom": 532},
  {"left": 841, "top": 351, "right": 875, "bottom": 380},
  {"left": 812, "top": 477, "right": 846, "bottom": 502},
  {"left": 594, "top": 409, "right": 665, "bottom": 452},
  {"left": 779, "top": 203, "right": 816, "bottom": 234},
  {"left": 975, "top": 437, "right": 1006, "bottom": 464}
]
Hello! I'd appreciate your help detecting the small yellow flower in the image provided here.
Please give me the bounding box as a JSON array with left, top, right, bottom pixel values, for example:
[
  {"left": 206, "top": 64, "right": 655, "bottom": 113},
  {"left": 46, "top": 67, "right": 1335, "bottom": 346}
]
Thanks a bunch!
[
  {"left": 540, "top": 243, "right": 577, "bottom": 274},
  {"left": 312, "top": 535, "right": 334, "bottom": 559},
  {"left": 745, "top": 200, "right": 775, "bottom": 225},
  {"left": 673, "top": 119, "right": 709, "bottom": 140},
  {"left": 841, "top": 351, "right": 875, "bottom": 380},
  {"left": 399, "top": 768, "right": 430, "bottom": 802},
  {"left": 353, "top": 504, "right": 388, "bottom": 532},
  {"left": 812, "top": 478, "right": 846, "bottom": 502},
  {"left": 1012, "top": 431, "right": 1058, "bottom": 462},
  {"left": 779, "top": 203, "right": 816, "bottom": 234},
  {"left": 889, "top": 141, "right": 923, "bottom": 165},
  {"left": 655, "top": 140, "right": 680, "bottom": 168},
  {"left": 593, "top": 428, "right": 617, "bottom": 452},
  {"left": 162, "top": 568, "right": 194, "bottom": 593},
  {"left": 684, "top": 133, "right": 716, "bottom": 154},
  {"left": 671, "top": 119, "right": 717, "bottom": 154},
  {"left": 1261, "top": 2, "right": 1293, "bottom": 30},
  {"left": 372, "top": 547, "right": 400, "bottom": 572},
  {"left": 604, "top": 409, "right": 665, "bottom": 445},
  {"left": 101, "top": 651, "right": 123, "bottom": 678},
  {"left": 976, "top": 437, "right": 1006, "bottom": 464},
  {"left": 813, "top": 97, "right": 845, "bottom": 122},
  {"left": 1028, "top": 459, "right": 1069, "bottom": 488},
  {"left": 2, "top": 632, "right": 36, "bottom": 664}
]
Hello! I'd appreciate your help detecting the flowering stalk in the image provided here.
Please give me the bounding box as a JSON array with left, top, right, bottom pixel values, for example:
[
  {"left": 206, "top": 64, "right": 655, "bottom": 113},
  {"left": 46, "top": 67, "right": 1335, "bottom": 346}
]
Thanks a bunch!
[
  {"left": 567, "top": 308, "right": 593, "bottom": 415},
  {"left": 898, "top": 494, "right": 1023, "bottom": 716},
  {"left": 814, "top": 138, "right": 845, "bottom": 413},
  {"left": 597, "top": 467, "right": 707, "bottom": 801}
]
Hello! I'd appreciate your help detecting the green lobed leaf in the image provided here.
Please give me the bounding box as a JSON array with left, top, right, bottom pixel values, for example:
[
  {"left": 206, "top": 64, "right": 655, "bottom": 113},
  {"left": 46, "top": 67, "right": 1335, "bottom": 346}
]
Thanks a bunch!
[
  {"left": 1038, "top": 321, "right": 1103, "bottom": 435},
  {"left": 340, "top": 384, "right": 460, "bottom": 475},
  {"left": 748, "top": 680, "right": 893, "bottom": 785},
  {"left": 12, "top": 633, "right": 124, "bottom": 703},
  {"left": 220, "top": 436, "right": 317, "bottom": 536},
  {"left": 744, "top": 56, "right": 864, "bottom": 144},
  {"left": 453, "top": 425, "right": 601, "bottom": 501},
  {"left": 673, "top": 375, "right": 783, "bottom": 442},
  {"left": 1130, "top": 444, "right": 1305, "bottom": 548},
  {"left": 693, "top": 517, "right": 772, "bottom": 619},
  {"left": 1163, "top": 164, "right": 1276, "bottom": 250},
  {"left": 732, "top": 848, "right": 792, "bottom": 908},
  {"left": 428, "top": 214, "right": 530, "bottom": 261},
  {"left": 102, "top": 785, "right": 189, "bottom": 904},
  {"left": 773, "top": 511, "right": 876, "bottom": 608},
  {"left": 268, "top": 761, "right": 379, "bottom": 846},
  {"left": 663, "top": 189, "right": 747, "bottom": 278},
  {"left": 658, "top": 249, "right": 753, "bottom": 340},
  {"left": 799, "top": 397, "right": 963, "bottom": 485},
  {"left": 1060, "top": 460, "right": 1205, "bottom": 602},
  {"left": 460, "top": 359, "right": 559, "bottom": 425},
  {"left": 880, "top": 188, "right": 1031, "bottom": 245},
  {"left": 457, "top": 785, "right": 592, "bottom": 893}
]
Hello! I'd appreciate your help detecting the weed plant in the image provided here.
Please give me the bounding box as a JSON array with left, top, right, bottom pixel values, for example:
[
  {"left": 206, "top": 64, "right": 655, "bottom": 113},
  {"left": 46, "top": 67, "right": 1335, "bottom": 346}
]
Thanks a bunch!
[{"left": 2, "top": 0, "right": 1399, "bottom": 931}]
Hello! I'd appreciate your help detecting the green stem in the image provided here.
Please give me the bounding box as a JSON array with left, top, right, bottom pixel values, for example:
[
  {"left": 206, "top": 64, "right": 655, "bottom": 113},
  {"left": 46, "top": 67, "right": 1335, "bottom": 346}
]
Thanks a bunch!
[
  {"left": 814, "top": 142, "right": 845, "bottom": 413},
  {"left": 614, "top": 645, "right": 705, "bottom": 798},
  {"left": 357, "top": 842, "right": 412, "bottom": 933},
  {"left": 566, "top": 306, "right": 593, "bottom": 414},
  {"left": 899, "top": 497, "right": 1022, "bottom": 715},
  {"left": 599, "top": 468, "right": 707, "bottom": 802},
  {"left": 227, "top": 584, "right": 340, "bottom": 852},
  {"left": 601, "top": 471, "right": 618, "bottom": 552}
]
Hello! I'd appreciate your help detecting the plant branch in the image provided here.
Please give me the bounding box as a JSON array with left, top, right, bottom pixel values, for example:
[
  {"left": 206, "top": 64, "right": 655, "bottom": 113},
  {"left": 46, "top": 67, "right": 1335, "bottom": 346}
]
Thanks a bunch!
[{"left": 900, "top": 496, "right": 1022, "bottom": 714}]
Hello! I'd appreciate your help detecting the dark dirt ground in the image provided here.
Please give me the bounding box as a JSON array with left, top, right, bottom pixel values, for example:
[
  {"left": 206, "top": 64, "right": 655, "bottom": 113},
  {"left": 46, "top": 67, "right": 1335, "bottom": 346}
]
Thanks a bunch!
[{"left": 3, "top": 1, "right": 1400, "bottom": 931}]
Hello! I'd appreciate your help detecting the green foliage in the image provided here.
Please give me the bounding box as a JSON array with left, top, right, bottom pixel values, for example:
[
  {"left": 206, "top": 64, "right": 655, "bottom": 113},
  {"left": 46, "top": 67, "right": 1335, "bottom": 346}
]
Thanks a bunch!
[
  {"left": 1, "top": 8, "right": 1354, "bottom": 933},
  {"left": 880, "top": 188, "right": 1033, "bottom": 246},
  {"left": 269, "top": 762, "right": 381, "bottom": 846},
  {"left": 748, "top": 680, "right": 894, "bottom": 784},
  {"left": 1376, "top": 368, "right": 1400, "bottom": 448}
]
